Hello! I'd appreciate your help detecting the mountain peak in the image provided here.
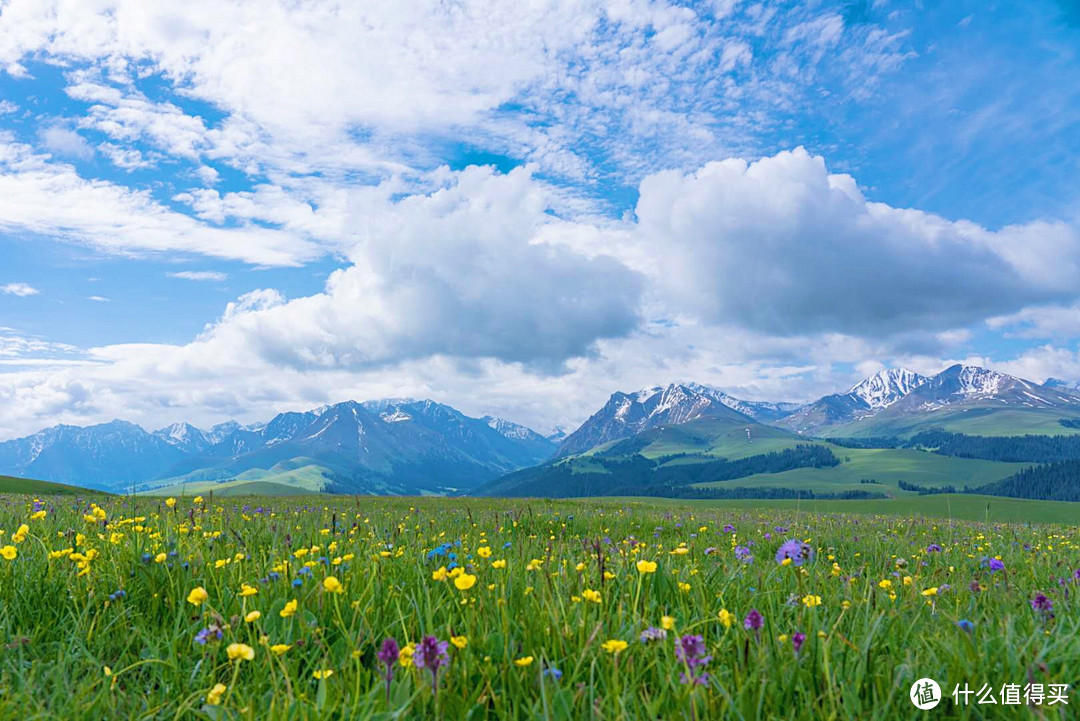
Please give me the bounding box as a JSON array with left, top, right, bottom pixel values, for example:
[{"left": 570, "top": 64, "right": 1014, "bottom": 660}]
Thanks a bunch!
[{"left": 846, "top": 368, "right": 928, "bottom": 410}]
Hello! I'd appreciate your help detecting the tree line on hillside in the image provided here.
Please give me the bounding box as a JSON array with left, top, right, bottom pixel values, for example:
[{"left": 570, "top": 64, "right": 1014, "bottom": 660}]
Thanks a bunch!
[
  {"left": 828, "top": 429, "right": 1080, "bottom": 463},
  {"left": 973, "top": 460, "right": 1080, "bottom": 503}
]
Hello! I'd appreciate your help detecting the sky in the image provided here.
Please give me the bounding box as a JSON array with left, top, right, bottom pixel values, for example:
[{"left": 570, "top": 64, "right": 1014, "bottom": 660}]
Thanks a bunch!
[{"left": 1, "top": 0, "right": 1079, "bottom": 439}]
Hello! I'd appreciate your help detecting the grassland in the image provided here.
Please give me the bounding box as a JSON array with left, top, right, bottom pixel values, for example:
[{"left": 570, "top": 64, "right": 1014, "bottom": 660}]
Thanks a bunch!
[
  {"left": 0, "top": 474, "right": 95, "bottom": 495},
  {"left": 0, "top": 493, "right": 1076, "bottom": 718},
  {"left": 833, "top": 405, "right": 1080, "bottom": 438}
]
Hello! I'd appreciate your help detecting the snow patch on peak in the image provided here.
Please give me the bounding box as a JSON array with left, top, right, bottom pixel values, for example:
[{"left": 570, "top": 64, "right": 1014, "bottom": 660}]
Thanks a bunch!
[
  {"left": 380, "top": 409, "right": 412, "bottom": 423},
  {"left": 847, "top": 368, "right": 927, "bottom": 409}
]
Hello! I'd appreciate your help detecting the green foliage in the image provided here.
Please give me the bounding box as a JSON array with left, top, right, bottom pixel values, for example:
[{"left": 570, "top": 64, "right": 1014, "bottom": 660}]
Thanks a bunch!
[{"left": 0, "top": 494, "right": 1076, "bottom": 718}]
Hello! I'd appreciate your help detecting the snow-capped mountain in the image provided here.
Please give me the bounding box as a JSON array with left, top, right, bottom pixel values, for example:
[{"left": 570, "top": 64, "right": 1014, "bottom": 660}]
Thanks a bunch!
[
  {"left": 684, "top": 382, "right": 802, "bottom": 422},
  {"left": 557, "top": 383, "right": 755, "bottom": 457},
  {"left": 0, "top": 400, "right": 555, "bottom": 493},
  {"left": 846, "top": 368, "right": 928, "bottom": 409}
]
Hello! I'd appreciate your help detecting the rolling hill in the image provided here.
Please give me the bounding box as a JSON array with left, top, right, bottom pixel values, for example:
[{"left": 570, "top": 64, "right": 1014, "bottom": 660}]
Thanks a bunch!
[{"left": 0, "top": 474, "right": 96, "bottom": 495}]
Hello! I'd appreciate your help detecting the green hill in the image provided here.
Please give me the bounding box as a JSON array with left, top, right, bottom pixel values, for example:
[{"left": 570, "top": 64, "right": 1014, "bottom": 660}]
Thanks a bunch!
[
  {"left": 145, "top": 462, "right": 334, "bottom": 496},
  {"left": 0, "top": 474, "right": 95, "bottom": 495},
  {"left": 829, "top": 405, "right": 1080, "bottom": 438}
]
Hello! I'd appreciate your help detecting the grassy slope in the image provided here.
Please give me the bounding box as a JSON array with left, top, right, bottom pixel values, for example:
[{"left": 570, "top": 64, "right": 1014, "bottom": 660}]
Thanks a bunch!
[
  {"left": 0, "top": 474, "right": 94, "bottom": 495},
  {"left": 692, "top": 444, "right": 1030, "bottom": 496},
  {"left": 829, "top": 405, "right": 1080, "bottom": 438},
  {"left": 638, "top": 493, "right": 1080, "bottom": 524},
  {"left": 144, "top": 463, "right": 332, "bottom": 496}
]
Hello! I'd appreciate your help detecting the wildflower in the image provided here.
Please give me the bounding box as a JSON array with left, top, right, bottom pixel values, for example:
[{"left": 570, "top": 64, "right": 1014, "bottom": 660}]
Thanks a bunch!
[
  {"left": 734, "top": 546, "right": 754, "bottom": 564},
  {"left": 399, "top": 643, "right": 415, "bottom": 667},
  {"left": 270, "top": 643, "right": 290, "bottom": 655},
  {"left": 1031, "top": 593, "right": 1054, "bottom": 614},
  {"left": 640, "top": 627, "right": 667, "bottom": 642},
  {"left": 414, "top": 636, "right": 450, "bottom": 696},
  {"left": 921, "top": 587, "right": 938, "bottom": 597},
  {"left": 792, "top": 632, "right": 806, "bottom": 654},
  {"left": 450, "top": 635, "right": 468, "bottom": 649},
  {"left": 477, "top": 546, "right": 492, "bottom": 558},
  {"left": 239, "top": 583, "right": 258, "bottom": 597},
  {"left": 802, "top": 594, "right": 822, "bottom": 608},
  {"left": 194, "top": 626, "right": 223, "bottom": 645},
  {"left": 323, "top": 576, "right": 343, "bottom": 593},
  {"left": 514, "top": 656, "right": 534, "bottom": 667},
  {"left": 878, "top": 579, "right": 892, "bottom": 590},
  {"left": 30, "top": 510, "right": 46, "bottom": 520},
  {"left": 0, "top": 545, "right": 16, "bottom": 561},
  {"left": 454, "top": 573, "right": 477, "bottom": 591},
  {"left": 186, "top": 586, "right": 209, "bottom": 606},
  {"left": 661, "top": 615, "right": 676, "bottom": 630},
  {"left": 676, "top": 635, "right": 711, "bottom": 685},
  {"left": 432, "top": 566, "right": 448, "bottom": 581},
  {"left": 280, "top": 599, "right": 298, "bottom": 618},
  {"left": 492, "top": 559, "right": 507, "bottom": 569},
  {"left": 153, "top": 552, "right": 167, "bottom": 563},
  {"left": 775, "top": 540, "right": 813, "bottom": 567},
  {"left": 226, "top": 643, "right": 254, "bottom": 662},
  {"left": 206, "top": 683, "right": 227, "bottom": 705},
  {"left": 193, "top": 496, "right": 203, "bottom": 504},
  {"left": 678, "top": 582, "right": 691, "bottom": 592},
  {"left": 985, "top": 557, "right": 1005, "bottom": 572},
  {"left": 743, "top": 608, "right": 763, "bottom": 632},
  {"left": 543, "top": 666, "right": 563, "bottom": 680},
  {"left": 245, "top": 610, "right": 261, "bottom": 623},
  {"left": 12, "top": 524, "right": 28, "bottom": 543},
  {"left": 313, "top": 670, "right": 333, "bottom": 679},
  {"left": 636, "top": 560, "right": 658, "bottom": 574},
  {"left": 165, "top": 498, "right": 176, "bottom": 508},
  {"left": 723, "top": 524, "right": 736, "bottom": 533},
  {"left": 582, "top": 588, "right": 602, "bottom": 604},
  {"left": 377, "top": 638, "right": 399, "bottom": 702},
  {"left": 718, "top": 608, "right": 735, "bottom": 629},
  {"left": 602, "top": 639, "right": 628, "bottom": 654},
  {"left": 926, "top": 544, "right": 942, "bottom": 553},
  {"left": 956, "top": 619, "right": 974, "bottom": 633}
]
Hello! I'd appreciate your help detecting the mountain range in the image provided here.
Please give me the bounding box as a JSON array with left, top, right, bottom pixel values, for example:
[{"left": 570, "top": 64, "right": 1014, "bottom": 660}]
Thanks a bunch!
[{"left": 4, "top": 364, "right": 1080, "bottom": 497}]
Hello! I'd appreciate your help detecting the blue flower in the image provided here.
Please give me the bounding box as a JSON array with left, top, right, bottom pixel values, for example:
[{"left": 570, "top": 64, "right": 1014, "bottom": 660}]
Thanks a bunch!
[{"left": 956, "top": 619, "right": 974, "bottom": 633}]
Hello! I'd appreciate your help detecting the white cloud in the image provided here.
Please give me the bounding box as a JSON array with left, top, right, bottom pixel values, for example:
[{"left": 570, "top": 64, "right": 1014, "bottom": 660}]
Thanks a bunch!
[
  {"left": 0, "top": 100, "right": 17, "bottom": 114},
  {"left": 167, "top": 270, "right": 228, "bottom": 282},
  {"left": 38, "top": 126, "right": 94, "bottom": 160},
  {"left": 0, "top": 282, "right": 38, "bottom": 297},
  {"left": 87, "top": 295, "right": 109, "bottom": 302}
]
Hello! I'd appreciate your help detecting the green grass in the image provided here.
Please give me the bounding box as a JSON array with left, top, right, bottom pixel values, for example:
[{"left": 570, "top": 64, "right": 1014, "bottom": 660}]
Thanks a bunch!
[
  {"left": 0, "top": 474, "right": 95, "bottom": 495},
  {"left": 0, "top": 493, "right": 1076, "bottom": 718},
  {"left": 833, "top": 405, "right": 1080, "bottom": 438},
  {"left": 146, "top": 463, "right": 333, "bottom": 496},
  {"left": 692, "top": 445, "right": 1030, "bottom": 496},
  {"left": 643, "top": 494, "right": 1080, "bottom": 524}
]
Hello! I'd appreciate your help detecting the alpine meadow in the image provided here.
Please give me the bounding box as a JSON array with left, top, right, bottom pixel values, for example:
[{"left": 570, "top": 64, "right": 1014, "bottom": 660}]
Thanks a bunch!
[{"left": 2, "top": 0, "right": 1080, "bottom": 719}]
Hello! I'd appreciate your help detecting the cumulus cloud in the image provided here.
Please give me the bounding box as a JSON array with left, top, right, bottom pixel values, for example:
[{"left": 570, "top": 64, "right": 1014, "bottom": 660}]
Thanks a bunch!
[
  {"left": 0, "top": 282, "right": 39, "bottom": 297},
  {"left": 630, "top": 148, "right": 1080, "bottom": 337},
  {"left": 38, "top": 126, "right": 94, "bottom": 160}
]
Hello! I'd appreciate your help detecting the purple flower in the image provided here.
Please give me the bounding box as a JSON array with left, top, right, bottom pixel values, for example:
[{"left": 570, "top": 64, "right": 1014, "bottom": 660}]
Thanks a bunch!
[
  {"left": 640, "top": 627, "right": 667, "bottom": 643},
  {"left": 792, "top": 632, "right": 806, "bottom": 654},
  {"left": 676, "top": 634, "right": 711, "bottom": 686},
  {"left": 414, "top": 635, "right": 450, "bottom": 697},
  {"left": 734, "top": 546, "right": 754, "bottom": 564},
  {"left": 775, "top": 540, "right": 813, "bottom": 566},
  {"left": 982, "top": 557, "right": 1005, "bottom": 572},
  {"left": 1072, "top": 568, "right": 1080, "bottom": 582},
  {"left": 743, "top": 608, "right": 763, "bottom": 632},
  {"left": 926, "top": 544, "right": 942, "bottom": 553},
  {"left": 723, "top": 524, "right": 736, "bottom": 533},
  {"left": 194, "top": 625, "right": 222, "bottom": 646},
  {"left": 1031, "top": 593, "right": 1053, "bottom": 613},
  {"left": 377, "top": 638, "right": 399, "bottom": 702}
]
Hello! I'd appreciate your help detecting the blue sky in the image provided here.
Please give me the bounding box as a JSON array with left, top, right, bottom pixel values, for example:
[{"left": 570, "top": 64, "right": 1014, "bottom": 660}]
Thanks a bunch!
[{"left": 0, "top": 0, "right": 1079, "bottom": 438}]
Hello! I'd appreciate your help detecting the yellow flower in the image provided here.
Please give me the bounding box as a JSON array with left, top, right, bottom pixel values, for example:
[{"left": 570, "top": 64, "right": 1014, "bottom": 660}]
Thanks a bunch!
[
  {"left": 878, "top": 579, "right": 892, "bottom": 590},
  {"left": 636, "top": 560, "right": 658, "bottom": 574},
  {"left": 718, "top": 608, "right": 735, "bottom": 628},
  {"left": 186, "top": 586, "right": 208, "bottom": 606},
  {"left": 399, "top": 643, "right": 415, "bottom": 667},
  {"left": 193, "top": 496, "right": 204, "bottom": 504},
  {"left": 12, "top": 524, "right": 28, "bottom": 543},
  {"left": 582, "top": 588, "right": 602, "bottom": 604},
  {"left": 270, "top": 643, "right": 290, "bottom": 655},
  {"left": 151, "top": 552, "right": 165, "bottom": 563},
  {"left": 802, "top": 594, "right": 822, "bottom": 608},
  {"left": 492, "top": 559, "right": 507, "bottom": 569},
  {"left": 601, "top": 639, "right": 628, "bottom": 654},
  {"left": 841, "top": 600, "right": 852, "bottom": 610},
  {"left": 227, "top": 643, "right": 255, "bottom": 662},
  {"left": 781, "top": 558, "right": 793, "bottom": 567},
  {"left": 165, "top": 497, "right": 176, "bottom": 508},
  {"left": 921, "top": 587, "right": 938, "bottom": 597},
  {"left": 206, "top": 683, "right": 227, "bottom": 705},
  {"left": 525, "top": 559, "right": 543, "bottom": 571},
  {"left": 902, "top": 576, "right": 913, "bottom": 586},
  {"left": 323, "top": 576, "right": 343, "bottom": 593},
  {"left": 574, "top": 562, "right": 586, "bottom": 572},
  {"left": 29, "top": 510, "right": 46, "bottom": 520},
  {"left": 454, "top": 573, "right": 477, "bottom": 591},
  {"left": 514, "top": 656, "right": 534, "bottom": 667},
  {"left": 678, "top": 582, "right": 691, "bottom": 592},
  {"left": 312, "top": 669, "right": 333, "bottom": 679},
  {"left": 245, "top": 610, "right": 261, "bottom": 623},
  {"left": 0, "top": 545, "right": 16, "bottom": 561},
  {"left": 450, "top": 635, "right": 468, "bottom": 649},
  {"left": 777, "top": 634, "right": 789, "bottom": 643},
  {"left": 432, "top": 566, "right": 448, "bottom": 581},
  {"left": 239, "top": 583, "right": 258, "bottom": 597},
  {"left": 661, "top": 615, "right": 675, "bottom": 630},
  {"left": 280, "top": 599, "right": 298, "bottom": 618},
  {"left": 477, "top": 546, "right": 492, "bottom": 558}
]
